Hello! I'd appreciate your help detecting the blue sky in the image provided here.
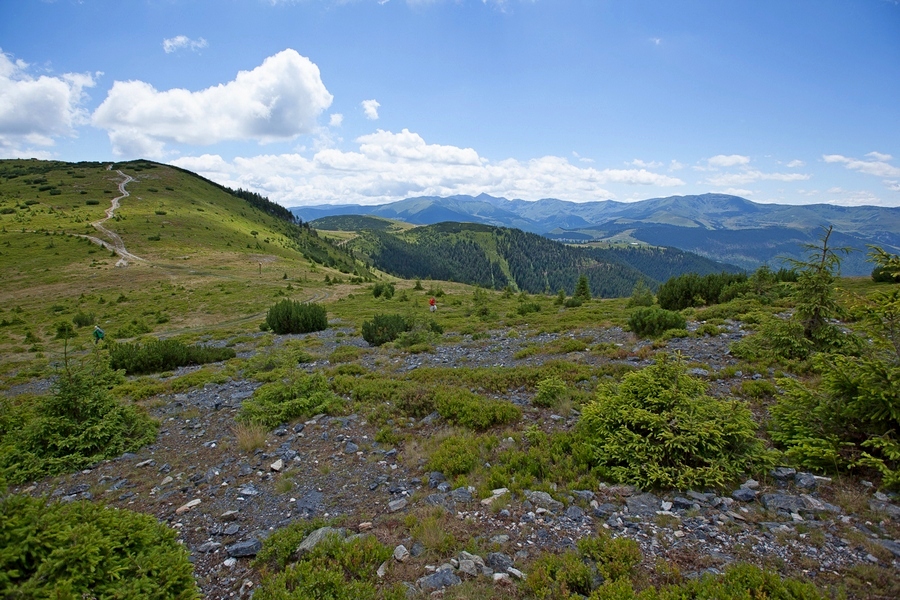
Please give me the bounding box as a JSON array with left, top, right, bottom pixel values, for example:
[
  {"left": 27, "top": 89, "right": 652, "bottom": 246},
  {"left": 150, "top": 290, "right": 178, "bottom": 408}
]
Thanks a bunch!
[{"left": 1, "top": 0, "right": 899, "bottom": 208}]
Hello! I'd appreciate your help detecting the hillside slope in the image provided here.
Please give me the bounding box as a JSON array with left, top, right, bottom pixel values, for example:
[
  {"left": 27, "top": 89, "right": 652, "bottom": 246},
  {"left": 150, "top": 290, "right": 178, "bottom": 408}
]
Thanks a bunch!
[
  {"left": 334, "top": 219, "right": 738, "bottom": 297},
  {"left": 0, "top": 159, "right": 369, "bottom": 365}
]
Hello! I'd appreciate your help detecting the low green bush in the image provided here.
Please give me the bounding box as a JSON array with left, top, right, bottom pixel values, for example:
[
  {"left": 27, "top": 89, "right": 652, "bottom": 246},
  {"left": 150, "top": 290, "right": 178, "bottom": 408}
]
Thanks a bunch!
[
  {"left": 578, "top": 533, "right": 642, "bottom": 582},
  {"left": 253, "top": 530, "right": 404, "bottom": 600},
  {"left": 0, "top": 495, "right": 198, "bottom": 598},
  {"left": 657, "top": 272, "right": 748, "bottom": 311},
  {"left": 265, "top": 299, "right": 328, "bottom": 334},
  {"left": 71, "top": 310, "right": 94, "bottom": 328},
  {"left": 361, "top": 313, "right": 409, "bottom": 346},
  {"left": 109, "top": 339, "right": 235, "bottom": 375},
  {"left": 872, "top": 265, "right": 900, "bottom": 283},
  {"left": 434, "top": 389, "right": 521, "bottom": 430},
  {"left": 0, "top": 359, "right": 157, "bottom": 484},
  {"left": 534, "top": 375, "right": 568, "bottom": 408},
  {"left": 578, "top": 355, "right": 773, "bottom": 489},
  {"left": 238, "top": 372, "right": 342, "bottom": 428},
  {"left": 428, "top": 434, "right": 480, "bottom": 477},
  {"left": 627, "top": 280, "right": 655, "bottom": 308},
  {"left": 694, "top": 322, "right": 723, "bottom": 337},
  {"left": 627, "top": 306, "right": 687, "bottom": 338},
  {"left": 517, "top": 301, "right": 542, "bottom": 315},
  {"left": 372, "top": 281, "right": 395, "bottom": 299},
  {"left": 589, "top": 563, "right": 823, "bottom": 600}
]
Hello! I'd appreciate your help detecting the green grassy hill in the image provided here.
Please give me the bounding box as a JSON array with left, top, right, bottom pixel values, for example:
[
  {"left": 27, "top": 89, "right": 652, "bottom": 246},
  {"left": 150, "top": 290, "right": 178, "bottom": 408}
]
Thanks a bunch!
[{"left": 0, "top": 159, "right": 371, "bottom": 378}]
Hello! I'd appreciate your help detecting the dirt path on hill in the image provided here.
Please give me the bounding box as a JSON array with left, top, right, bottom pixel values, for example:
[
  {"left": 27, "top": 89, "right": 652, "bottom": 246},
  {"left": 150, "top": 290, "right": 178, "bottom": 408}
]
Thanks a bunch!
[{"left": 79, "top": 167, "right": 145, "bottom": 267}]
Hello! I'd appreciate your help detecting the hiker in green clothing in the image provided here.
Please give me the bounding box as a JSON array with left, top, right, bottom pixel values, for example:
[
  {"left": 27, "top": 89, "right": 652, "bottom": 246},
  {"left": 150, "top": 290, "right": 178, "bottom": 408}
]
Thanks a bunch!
[{"left": 92, "top": 325, "right": 105, "bottom": 343}]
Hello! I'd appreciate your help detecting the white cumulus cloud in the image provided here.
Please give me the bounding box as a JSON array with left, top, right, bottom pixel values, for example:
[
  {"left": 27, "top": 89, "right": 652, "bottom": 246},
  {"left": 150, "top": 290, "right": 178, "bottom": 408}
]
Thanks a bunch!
[
  {"left": 170, "top": 128, "right": 685, "bottom": 206},
  {"left": 329, "top": 113, "right": 343, "bottom": 127},
  {"left": 92, "top": 49, "right": 333, "bottom": 158},
  {"left": 163, "top": 36, "right": 208, "bottom": 54},
  {"left": 362, "top": 99, "right": 380, "bottom": 120},
  {"left": 786, "top": 159, "right": 805, "bottom": 168},
  {"left": 706, "top": 154, "right": 751, "bottom": 168},
  {"left": 0, "top": 49, "right": 96, "bottom": 156},
  {"left": 823, "top": 152, "right": 900, "bottom": 179}
]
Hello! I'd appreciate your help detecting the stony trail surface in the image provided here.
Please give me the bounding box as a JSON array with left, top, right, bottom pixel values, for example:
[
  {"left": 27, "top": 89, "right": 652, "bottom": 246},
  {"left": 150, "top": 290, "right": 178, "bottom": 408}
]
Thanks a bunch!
[
  {"left": 77, "top": 167, "right": 145, "bottom": 267},
  {"left": 8, "top": 322, "right": 899, "bottom": 598}
]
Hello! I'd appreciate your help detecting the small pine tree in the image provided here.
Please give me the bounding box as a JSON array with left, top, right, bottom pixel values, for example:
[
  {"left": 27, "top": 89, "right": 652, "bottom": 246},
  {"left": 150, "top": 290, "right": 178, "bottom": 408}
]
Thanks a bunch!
[{"left": 574, "top": 274, "right": 591, "bottom": 301}]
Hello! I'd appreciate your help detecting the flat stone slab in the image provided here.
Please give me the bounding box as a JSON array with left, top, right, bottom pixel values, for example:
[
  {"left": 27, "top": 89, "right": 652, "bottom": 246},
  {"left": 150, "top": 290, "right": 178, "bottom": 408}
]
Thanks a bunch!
[{"left": 226, "top": 539, "right": 261, "bottom": 558}]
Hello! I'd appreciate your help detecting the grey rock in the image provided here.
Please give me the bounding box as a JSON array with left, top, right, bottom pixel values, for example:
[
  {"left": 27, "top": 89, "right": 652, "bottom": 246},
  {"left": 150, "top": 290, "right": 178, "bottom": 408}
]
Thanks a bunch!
[
  {"left": 226, "top": 539, "right": 262, "bottom": 558},
  {"left": 450, "top": 487, "right": 473, "bottom": 502},
  {"left": 424, "top": 493, "right": 454, "bottom": 511},
  {"left": 689, "top": 368, "right": 709, "bottom": 377},
  {"left": 393, "top": 544, "right": 410, "bottom": 562},
  {"left": 223, "top": 524, "right": 240, "bottom": 536},
  {"left": 869, "top": 500, "right": 900, "bottom": 519},
  {"left": 672, "top": 496, "right": 695, "bottom": 510},
  {"left": 565, "top": 505, "right": 585, "bottom": 520},
  {"left": 296, "top": 490, "right": 324, "bottom": 517},
  {"left": 459, "top": 551, "right": 486, "bottom": 568},
  {"left": 68, "top": 484, "right": 91, "bottom": 495},
  {"left": 626, "top": 492, "right": 660, "bottom": 516},
  {"left": 686, "top": 491, "right": 714, "bottom": 503},
  {"left": 237, "top": 483, "right": 259, "bottom": 497},
  {"left": 761, "top": 493, "right": 806, "bottom": 513},
  {"left": 420, "top": 411, "right": 441, "bottom": 425},
  {"left": 344, "top": 441, "right": 359, "bottom": 454},
  {"left": 486, "top": 552, "right": 513, "bottom": 572},
  {"left": 876, "top": 539, "right": 900, "bottom": 558},
  {"left": 417, "top": 569, "right": 461, "bottom": 591},
  {"left": 525, "top": 490, "right": 564, "bottom": 512},
  {"left": 296, "top": 527, "right": 346, "bottom": 556},
  {"left": 197, "top": 542, "right": 222, "bottom": 553},
  {"left": 458, "top": 559, "right": 478, "bottom": 577},
  {"left": 770, "top": 467, "right": 797, "bottom": 480},
  {"left": 794, "top": 472, "right": 818, "bottom": 489},
  {"left": 388, "top": 498, "right": 408, "bottom": 512},
  {"left": 572, "top": 490, "right": 595, "bottom": 502},
  {"left": 593, "top": 503, "right": 618, "bottom": 517},
  {"left": 428, "top": 471, "right": 447, "bottom": 488},
  {"left": 732, "top": 488, "right": 757, "bottom": 503},
  {"left": 437, "top": 482, "right": 451, "bottom": 493},
  {"left": 410, "top": 541, "right": 426, "bottom": 557}
]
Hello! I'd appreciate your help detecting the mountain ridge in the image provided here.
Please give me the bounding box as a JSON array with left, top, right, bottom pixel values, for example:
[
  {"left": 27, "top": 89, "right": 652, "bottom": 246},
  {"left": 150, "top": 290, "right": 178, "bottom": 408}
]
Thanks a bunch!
[{"left": 293, "top": 193, "right": 900, "bottom": 275}]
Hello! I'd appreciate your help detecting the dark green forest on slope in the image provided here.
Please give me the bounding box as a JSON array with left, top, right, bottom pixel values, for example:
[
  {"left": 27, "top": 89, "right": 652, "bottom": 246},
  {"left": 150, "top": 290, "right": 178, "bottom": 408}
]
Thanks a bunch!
[{"left": 344, "top": 220, "right": 738, "bottom": 297}]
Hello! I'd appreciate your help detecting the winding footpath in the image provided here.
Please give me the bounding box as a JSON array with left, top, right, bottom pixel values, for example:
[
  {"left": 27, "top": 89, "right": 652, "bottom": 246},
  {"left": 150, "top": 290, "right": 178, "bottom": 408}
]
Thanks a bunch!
[{"left": 80, "top": 166, "right": 144, "bottom": 267}]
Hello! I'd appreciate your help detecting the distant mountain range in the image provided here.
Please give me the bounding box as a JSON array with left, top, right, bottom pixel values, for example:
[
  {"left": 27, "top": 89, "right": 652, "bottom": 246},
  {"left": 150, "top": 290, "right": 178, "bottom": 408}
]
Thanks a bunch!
[{"left": 292, "top": 194, "right": 900, "bottom": 276}]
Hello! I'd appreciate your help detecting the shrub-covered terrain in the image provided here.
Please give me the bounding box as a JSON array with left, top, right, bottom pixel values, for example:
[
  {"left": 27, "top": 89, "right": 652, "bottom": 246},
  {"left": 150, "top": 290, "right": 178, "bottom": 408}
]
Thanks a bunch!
[
  {"left": 109, "top": 338, "right": 236, "bottom": 375},
  {"left": 579, "top": 355, "right": 773, "bottom": 489},
  {"left": 0, "top": 494, "right": 198, "bottom": 598},
  {"left": 0, "top": 357, "right": 157, "bottom": 484},
  {"left": 2, "top": 161, "right": 899, "bottom": 600}
]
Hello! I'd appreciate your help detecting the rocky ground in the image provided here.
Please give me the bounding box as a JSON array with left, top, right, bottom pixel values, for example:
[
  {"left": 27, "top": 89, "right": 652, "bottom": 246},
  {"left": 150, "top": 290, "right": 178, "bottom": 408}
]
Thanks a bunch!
[{"left": 9, "top": 321, "right": 900, "bottom": 599}]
